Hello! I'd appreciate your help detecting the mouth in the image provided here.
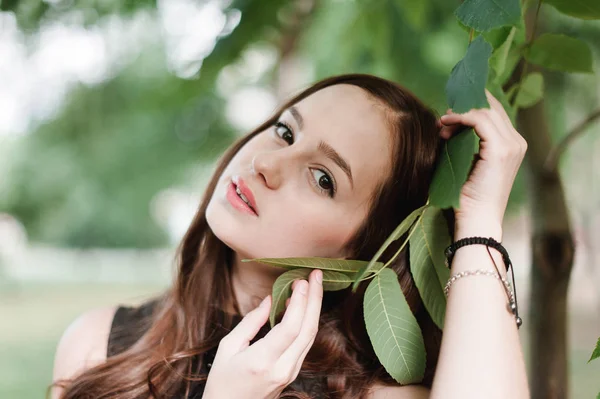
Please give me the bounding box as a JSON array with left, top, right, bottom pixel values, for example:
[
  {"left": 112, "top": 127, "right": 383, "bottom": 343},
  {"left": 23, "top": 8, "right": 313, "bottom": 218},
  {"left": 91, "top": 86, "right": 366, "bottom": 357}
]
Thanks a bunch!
[{"left": 227, "top": 176, "right": 259, "bottom": 216}]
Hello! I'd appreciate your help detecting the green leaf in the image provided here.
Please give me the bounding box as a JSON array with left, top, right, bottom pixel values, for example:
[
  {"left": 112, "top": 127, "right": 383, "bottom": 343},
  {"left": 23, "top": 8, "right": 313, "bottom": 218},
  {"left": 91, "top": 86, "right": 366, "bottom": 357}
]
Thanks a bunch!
[
  {"left": 455, "top": 0, "right": 521, "bottom": 32},
  {"left": 270, "top": 269, "right": 312, "bottom": 327},
  {"left": 351, "top": 204, "right": 429, "bottom": 292},
  {"left": 588, "top": 336, "right": 600, "bottom": 363},
  {"left": 245, "top": 257, "right": 380, "bottom": 274},
  {"left": 526, "top": 34, "right": 594, "bottom": 74},
  {"left": 364, "top": 268, "right": 426, "bottom": 384},
  {"left": 429, "top": 129, "right": 479, "bottom": 209},
  {"left": 543, "top": 0, "right": 600, "bottom": 20},
  {"left": 446, "top": 35, "right": 492, "bottom": 114},
  {"left": 409, "top": 206, "right": 451, "bottom": 329},
  {"left": 514, "top": 72, "right": 544, "bottom": 109},
  {"left": 321, "top": 270, "right": 357, "bottom": 291},
  {"left": 432, "top": 35, "right": 491, "bottom": 209},
  {"left": 270, "top": 268, "right": 354, "bottom": 327},
  {"left": 489, "top": 27, "right": 517, "bottom": 79}
]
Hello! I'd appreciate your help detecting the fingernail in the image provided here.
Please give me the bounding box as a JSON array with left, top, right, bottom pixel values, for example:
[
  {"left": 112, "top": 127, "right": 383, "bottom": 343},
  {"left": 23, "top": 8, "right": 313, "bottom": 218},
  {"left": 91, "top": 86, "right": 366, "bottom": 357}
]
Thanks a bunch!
[
  {"left": 315, "top": 270, "right": 322, "bottom": 284},
  {"left": 440, "top": 115, "right": 449, "bottom": 121}
]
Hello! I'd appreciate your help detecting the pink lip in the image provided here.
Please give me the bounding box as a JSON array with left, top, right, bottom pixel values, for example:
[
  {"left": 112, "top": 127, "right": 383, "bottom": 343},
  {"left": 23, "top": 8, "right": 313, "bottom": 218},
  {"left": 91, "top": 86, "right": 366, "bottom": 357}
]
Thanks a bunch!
[
  {"left": 235, "top": 177, "right": 259, "bottom": 214},
  {"left": 227, "top": 177, "right": 259, "bottom": 216}
]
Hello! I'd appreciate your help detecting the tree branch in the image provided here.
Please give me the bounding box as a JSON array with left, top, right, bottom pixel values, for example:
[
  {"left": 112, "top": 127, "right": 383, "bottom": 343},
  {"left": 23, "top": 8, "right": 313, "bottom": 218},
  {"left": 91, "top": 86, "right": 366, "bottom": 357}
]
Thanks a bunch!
[{"left": 543, "top": 108, "right": 600, "bottom": 173}]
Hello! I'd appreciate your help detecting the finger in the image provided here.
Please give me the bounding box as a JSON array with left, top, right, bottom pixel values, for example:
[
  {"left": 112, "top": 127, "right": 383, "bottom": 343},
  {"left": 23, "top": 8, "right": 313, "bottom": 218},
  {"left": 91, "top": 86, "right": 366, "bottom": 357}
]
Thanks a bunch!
[
  {"left": 485, "top": 90, "right": 513, "bottom": 127},
  {"left": 485, "top": 90, "right": 527, "bottom": 148},
  {"left": 440, "top": 110, "right": 503, "bottom": 143},
  {"left": 439, "top": 123, "right": 468, "bottom": 140},
  {"left": 251, "top": 278, "right": 310, "bottom": 359},
  {"left": 277, "top": 269, "right": 324, "bottom": 373},
  {"left": 220, "top": 295, "right": 271, "bottom": 354}
]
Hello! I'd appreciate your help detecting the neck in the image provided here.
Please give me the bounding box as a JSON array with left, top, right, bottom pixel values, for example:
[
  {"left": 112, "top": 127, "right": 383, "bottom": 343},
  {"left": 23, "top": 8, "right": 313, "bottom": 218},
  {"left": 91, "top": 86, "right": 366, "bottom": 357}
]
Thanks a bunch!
[{"left": 227, "top": 252, "right": 287, "bottom": 316}]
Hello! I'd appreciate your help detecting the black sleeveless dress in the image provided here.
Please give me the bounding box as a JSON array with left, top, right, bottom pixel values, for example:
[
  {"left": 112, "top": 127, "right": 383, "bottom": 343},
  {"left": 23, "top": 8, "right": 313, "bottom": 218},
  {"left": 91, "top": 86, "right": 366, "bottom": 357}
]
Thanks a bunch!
[{"left": 107, "top": 299, "right": 326, "bottom": 398}]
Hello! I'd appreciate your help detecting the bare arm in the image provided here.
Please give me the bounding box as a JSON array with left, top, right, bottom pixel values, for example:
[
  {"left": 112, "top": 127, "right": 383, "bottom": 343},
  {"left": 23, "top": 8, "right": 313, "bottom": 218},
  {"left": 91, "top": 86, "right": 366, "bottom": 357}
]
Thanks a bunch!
[
  {"left": 429, "top": 223, "right": 529, "bottom": 398},
  {"left": 430, "top": 91, "right": 530, "bottom": 398}
]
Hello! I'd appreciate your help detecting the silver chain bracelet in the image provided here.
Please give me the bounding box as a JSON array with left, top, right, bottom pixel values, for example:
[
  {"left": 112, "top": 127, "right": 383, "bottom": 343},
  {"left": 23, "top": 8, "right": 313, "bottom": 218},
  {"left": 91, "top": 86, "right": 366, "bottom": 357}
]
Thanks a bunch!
[{"left": 444, "top": 269, "right": 521, "bottom": 326}]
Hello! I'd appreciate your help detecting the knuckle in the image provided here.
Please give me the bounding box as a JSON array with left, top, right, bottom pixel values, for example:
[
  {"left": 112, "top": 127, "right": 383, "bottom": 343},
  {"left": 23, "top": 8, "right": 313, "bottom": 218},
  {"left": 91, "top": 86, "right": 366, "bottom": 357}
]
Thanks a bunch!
[
  {"left": 269, "top": 369, "right": 293, "bottom": 386},
  {"left": 519, "top": 137, "right": 528, "bottom": 152},
  {"left": 218, "top": 335, "right": 232, "bottom": 348},
  {"left": 279, "top": 325, "right": 300, "bottom": 341}
]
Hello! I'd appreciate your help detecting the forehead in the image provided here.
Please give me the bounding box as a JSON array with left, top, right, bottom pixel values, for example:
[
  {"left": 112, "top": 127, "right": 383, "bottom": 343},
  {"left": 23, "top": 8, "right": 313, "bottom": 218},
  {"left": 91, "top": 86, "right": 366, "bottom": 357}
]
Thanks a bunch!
[{"left": 291, "top": 84, "right": 392, "bottom": 198}]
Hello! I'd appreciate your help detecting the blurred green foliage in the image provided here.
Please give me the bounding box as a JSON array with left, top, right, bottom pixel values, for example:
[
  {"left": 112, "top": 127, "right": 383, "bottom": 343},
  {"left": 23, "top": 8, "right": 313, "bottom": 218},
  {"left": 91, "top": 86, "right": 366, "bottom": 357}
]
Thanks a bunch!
[
  {"left": 3, "top": 50, "right": 234, "bottom": 247},
  {"left": 1, "top": 0, "right": 599, "bottom": 248}
]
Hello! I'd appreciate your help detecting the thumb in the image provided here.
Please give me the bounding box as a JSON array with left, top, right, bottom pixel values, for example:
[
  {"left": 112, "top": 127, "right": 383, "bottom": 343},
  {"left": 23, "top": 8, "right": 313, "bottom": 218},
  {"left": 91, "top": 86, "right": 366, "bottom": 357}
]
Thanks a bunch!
[{"left": 222, "top": 295, "right": 271, "bottom": 353}]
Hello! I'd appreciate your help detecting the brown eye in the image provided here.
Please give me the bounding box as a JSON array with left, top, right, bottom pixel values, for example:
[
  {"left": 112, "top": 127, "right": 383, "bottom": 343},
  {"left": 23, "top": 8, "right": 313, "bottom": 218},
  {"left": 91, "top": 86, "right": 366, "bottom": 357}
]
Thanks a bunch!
[
  {"left": 318, "top": 174, "right": 332, "bottom": 190},
  {"left": 311, "top": 169, "right": 335, "bottom": 197},
  {"left": 275, "top": 122, "right": 293, "bottom": 145}
]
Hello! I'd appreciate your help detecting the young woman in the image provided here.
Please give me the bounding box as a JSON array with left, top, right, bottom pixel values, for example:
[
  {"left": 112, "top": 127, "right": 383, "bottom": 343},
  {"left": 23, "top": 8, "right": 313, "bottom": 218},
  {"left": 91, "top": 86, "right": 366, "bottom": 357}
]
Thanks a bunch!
[{"left": 51, "top": 74, "right": 530, "bottom": 398}]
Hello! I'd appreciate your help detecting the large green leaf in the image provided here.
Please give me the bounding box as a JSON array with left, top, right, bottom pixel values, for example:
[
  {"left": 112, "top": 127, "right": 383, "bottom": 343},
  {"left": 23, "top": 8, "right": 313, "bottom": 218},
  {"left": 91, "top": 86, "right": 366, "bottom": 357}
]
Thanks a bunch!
[
  {"left": 446, "top": 35, "right": 492, "bottom": 114},
  {"left": 514, "top": 72, "right": 544, "bottom": 109},
  {"left": 364, "top": 268, "right": 426, "bottom": 384},
  {"left": 588, "top": 337, "right": 600, "bottom": 363},
  {"left": 430, "top": 35, "right": 490, "bottom": 209},
  {"left": 455, "top": 0, "right": 521, "bottom": 32},
  {"left": 429, "top": 129, "right": 480, "bottom": 209},
  {"left": 543, "top": 0, "right": 600, "bottom": 20},
  {"left": 351, "top": 204, "right": 428, "bottom": 292},
  {"left": 489, "top": 27, "right": 517, "bottom": 79},
  {"left": 269, "top": 268, "right": 354, "bottom": 327},
  {"left": 409, "top": 206, "right": 451, "bottom": 330},
  {"left": 525, "top": 34, "right": 594, "bottom": 74},
  {"left": 245, "top": 257, "right": 380, "bottom": 274}
]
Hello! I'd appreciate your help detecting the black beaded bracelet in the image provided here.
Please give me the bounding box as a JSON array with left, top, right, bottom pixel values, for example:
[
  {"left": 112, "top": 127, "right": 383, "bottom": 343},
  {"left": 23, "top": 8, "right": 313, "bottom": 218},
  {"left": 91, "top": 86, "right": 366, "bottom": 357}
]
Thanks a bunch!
[{"left": 444, "top": 236, "right": 511, "bottom": 272}]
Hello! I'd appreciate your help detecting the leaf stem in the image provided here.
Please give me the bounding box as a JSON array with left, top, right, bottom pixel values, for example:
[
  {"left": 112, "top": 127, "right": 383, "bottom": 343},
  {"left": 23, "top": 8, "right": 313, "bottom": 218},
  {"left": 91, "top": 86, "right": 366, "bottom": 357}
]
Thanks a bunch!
[
  {"left": 512, "top": 0, "right": 542, "bottom": 106},
  {"left": 468, "top": 28, "right": 474, "bottom": 44},
  {"left": 369, "top": 214, "right": 422, "bottom": 279}
]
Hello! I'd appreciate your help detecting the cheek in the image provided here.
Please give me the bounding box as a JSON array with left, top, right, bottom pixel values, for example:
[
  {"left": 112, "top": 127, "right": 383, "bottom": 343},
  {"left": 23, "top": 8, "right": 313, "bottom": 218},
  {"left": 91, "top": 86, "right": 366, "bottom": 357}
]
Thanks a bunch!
[{"left": 275, "top": 205, "right": 361, "bottom": 257}]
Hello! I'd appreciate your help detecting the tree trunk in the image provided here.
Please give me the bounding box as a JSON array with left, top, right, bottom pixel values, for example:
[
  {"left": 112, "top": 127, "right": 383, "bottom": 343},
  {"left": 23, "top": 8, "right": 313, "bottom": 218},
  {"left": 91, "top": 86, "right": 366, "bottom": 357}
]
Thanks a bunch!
[{"left": 516, "top": 90, "right": 576, "bottom": 399}]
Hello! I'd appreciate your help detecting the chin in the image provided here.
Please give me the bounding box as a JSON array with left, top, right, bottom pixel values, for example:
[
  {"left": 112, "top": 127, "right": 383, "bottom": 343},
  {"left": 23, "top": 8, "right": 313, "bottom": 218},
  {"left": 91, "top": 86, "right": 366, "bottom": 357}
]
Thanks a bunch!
[{"left": 206, "top": 200, "right": 255, "bottom": 258}]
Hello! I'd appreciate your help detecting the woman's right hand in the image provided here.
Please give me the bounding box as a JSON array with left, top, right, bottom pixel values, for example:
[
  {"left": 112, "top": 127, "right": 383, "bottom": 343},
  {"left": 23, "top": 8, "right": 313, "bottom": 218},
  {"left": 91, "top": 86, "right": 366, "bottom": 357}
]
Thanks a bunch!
[{"left": 202, "top": 268, "right": 324, "bottom": 399}]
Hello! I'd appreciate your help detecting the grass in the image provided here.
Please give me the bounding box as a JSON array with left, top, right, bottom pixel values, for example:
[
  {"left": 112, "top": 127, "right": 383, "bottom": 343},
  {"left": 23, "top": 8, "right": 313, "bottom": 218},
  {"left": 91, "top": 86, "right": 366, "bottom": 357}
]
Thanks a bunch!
[{"left": 0, "top": 282, "right": 165, "bottom": 398}]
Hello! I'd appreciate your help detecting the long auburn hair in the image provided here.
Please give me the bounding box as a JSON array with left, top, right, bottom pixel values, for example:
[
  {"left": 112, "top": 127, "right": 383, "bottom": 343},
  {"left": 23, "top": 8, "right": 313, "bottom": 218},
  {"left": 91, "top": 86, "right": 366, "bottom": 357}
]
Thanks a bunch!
[{"left": 52, "top": 73, "right": 450, "bottom": 399}]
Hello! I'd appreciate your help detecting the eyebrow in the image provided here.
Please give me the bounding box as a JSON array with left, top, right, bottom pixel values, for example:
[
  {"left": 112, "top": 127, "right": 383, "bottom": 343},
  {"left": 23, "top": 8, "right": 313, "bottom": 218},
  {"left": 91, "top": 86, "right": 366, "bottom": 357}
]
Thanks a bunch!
[
  {"left": 318, "top": 140, "right": 354, "bottom": 188},
  {"left": 289, "top": 106, "right": 304, "bottom": 130},
  {"left": 287, "top": 106, "right": 354, "bottom": 188}
]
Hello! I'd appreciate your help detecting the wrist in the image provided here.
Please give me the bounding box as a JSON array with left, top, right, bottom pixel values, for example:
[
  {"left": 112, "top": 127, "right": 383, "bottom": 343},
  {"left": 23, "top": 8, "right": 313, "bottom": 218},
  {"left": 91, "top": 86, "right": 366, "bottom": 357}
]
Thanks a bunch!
[{"left": 454, "top": 219, "right": 503, "bottom": 242}]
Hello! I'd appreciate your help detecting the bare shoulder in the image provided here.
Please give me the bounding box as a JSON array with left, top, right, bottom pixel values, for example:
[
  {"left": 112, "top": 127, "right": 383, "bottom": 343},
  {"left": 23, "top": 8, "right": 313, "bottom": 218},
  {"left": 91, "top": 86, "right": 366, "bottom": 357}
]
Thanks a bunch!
[
  {"left": 366, "top": 383, "right": 431, "bottom": 399},
  {"left": 51, "top": 306, "right": 118, "bottom": 398}
]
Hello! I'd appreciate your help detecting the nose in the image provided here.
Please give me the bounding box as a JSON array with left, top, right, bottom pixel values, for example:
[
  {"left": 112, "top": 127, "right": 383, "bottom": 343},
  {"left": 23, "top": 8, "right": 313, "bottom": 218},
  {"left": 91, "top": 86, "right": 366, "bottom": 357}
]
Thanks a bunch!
[{"left": 251, "top": 151, "right": 285, "bottom": 190}]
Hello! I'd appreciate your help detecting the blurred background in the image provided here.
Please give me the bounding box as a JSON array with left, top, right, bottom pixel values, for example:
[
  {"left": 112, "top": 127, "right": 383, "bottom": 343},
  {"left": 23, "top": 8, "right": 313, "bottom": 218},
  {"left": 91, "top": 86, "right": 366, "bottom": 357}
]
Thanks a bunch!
[{"left": 0, "top": 0, "right": 598, "bottom": 398}]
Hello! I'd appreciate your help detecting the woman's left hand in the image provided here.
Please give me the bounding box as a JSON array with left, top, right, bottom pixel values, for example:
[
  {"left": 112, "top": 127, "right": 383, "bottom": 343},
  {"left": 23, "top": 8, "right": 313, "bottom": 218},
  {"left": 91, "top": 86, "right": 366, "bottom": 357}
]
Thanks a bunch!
[{"left": 438, "top": 90, "right": 528, "bottom": 231}]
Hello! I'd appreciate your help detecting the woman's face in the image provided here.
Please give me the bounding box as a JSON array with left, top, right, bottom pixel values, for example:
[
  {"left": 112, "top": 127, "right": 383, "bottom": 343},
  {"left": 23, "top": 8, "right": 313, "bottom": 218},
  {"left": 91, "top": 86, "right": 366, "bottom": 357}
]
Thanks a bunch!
[{"left": 206, "top": 84, "right": 392, "bottom": 261}]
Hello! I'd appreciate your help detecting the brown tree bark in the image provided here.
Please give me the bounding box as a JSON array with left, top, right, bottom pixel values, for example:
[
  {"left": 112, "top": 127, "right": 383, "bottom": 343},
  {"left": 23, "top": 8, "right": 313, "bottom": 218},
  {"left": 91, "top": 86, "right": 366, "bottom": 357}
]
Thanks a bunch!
[
  {"left": 507, "top": 4, "right": 578, "bottom": 397},
  {"left": 517, "top": 96, "right": 575, "bottom": 399}
]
